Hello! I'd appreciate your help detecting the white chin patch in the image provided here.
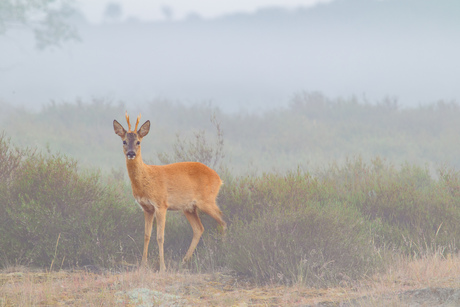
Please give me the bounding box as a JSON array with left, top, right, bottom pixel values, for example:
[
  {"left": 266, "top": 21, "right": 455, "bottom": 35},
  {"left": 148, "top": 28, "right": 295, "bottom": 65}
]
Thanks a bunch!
[{"left": 127, "top": 156, "right": 135, "bottom": 160}]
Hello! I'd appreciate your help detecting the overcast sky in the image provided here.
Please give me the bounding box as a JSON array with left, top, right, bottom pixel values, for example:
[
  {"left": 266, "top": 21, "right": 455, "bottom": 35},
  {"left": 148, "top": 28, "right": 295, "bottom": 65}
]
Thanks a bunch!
[
  {"left": 2, "top": 0, "right": 458, "bottom": 112},
  {"left": 76, "top": 0, "right": 332, "bottom": 23}
]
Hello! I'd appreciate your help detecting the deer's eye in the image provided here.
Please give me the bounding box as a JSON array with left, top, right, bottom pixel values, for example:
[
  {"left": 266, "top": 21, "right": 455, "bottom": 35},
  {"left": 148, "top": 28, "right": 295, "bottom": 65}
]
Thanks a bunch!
[
  {"left": 136, "top": 141, "right": 140, "bottom": 145},
  {"left": 123, "top": 141, "right": 127, "bottom": 145}
]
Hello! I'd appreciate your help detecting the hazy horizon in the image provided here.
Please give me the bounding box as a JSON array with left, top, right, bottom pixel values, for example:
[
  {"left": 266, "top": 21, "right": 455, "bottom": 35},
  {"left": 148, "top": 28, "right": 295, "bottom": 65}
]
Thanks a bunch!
[{"left": 1, "top": 0, "right": 459, "bottom": 113}]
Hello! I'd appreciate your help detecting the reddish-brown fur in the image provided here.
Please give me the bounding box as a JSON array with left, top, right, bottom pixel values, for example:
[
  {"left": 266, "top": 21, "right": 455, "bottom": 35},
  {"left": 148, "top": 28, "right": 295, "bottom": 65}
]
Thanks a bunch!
[{"left": 113, "top": 112, "right": 226, "bottom": 272}]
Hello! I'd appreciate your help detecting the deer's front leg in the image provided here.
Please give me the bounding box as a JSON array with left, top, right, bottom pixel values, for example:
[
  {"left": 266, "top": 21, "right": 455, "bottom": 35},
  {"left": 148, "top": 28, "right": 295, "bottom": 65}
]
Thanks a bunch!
[
  {"left": 155, "top": 206, "right": 167, "bottom": 272},
  {"left": 142, "top": 210, "right": 155, "bottom": 265}
]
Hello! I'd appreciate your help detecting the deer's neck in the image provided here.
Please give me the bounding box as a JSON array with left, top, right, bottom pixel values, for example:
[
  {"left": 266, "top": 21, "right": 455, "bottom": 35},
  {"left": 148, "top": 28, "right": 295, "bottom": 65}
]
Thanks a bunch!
[{"left": 125, "top": 152, "right": 148, "bottom": 186}]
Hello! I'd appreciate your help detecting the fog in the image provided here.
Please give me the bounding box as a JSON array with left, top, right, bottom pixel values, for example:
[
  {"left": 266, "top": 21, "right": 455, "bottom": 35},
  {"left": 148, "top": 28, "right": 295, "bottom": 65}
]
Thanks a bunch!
[{"left": 1, "top": 0, "right": 459, "bottom": 112}]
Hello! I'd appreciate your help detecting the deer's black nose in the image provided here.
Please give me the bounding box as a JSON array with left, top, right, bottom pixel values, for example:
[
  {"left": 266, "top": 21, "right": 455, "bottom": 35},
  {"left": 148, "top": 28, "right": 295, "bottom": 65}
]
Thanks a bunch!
[{"left": 127, "top": 151, "right": 136, "bottom": 159}]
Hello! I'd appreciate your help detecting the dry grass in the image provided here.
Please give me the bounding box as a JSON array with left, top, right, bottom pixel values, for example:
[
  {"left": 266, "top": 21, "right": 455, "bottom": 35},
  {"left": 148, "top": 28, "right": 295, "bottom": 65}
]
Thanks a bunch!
[
  {"left": 350, "top": 251, "right": 460, "bottom": 306},
  {"left": 374, "top": 252, "right": 460, "bottom": 290},
  {"left": 1, "top": 252, "right": 460, "bottom": 306}
]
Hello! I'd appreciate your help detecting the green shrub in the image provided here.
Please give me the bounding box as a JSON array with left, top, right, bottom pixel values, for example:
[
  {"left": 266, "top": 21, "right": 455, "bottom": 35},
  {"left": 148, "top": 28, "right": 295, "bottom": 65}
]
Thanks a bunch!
[
  {"left": 0, "top": 132, "right": 33, "bottom": 184},
  {"left": 0, "top": 135, "right": 143, "bottom": 268},
  {"left": 211, "top": 158, "right": 460, "bottom": 285},
  {"left": 217, "top": 169, "right": 337, "bottom": 225},
  {"left": 224, "top": 203, "right": 378, "bottom": 287},
  {"left": 0, "top": 133, "right": 34, "bottom": 265},
  {"left": 320, "top": 157, "right": 460, "bottom": 255},
  {"left": 212, "top": 169, "right": 380, "bottom": 286}
]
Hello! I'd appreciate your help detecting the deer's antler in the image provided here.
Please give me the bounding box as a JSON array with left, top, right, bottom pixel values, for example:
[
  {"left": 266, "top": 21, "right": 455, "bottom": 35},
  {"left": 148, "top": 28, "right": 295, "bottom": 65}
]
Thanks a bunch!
[
  {"left": 125, "top": 111, "right": 141, "bottom": 132},
  {"left": 125, "top": 111, "right": 132, "bottom": 132},
  {"left": 135, "top": 113, "right": 141, "bottom": 131}
]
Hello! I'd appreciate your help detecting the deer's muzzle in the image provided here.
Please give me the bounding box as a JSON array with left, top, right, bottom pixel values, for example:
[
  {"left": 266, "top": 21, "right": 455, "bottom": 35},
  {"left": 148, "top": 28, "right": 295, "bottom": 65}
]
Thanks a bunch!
[{"left": 127, "top": 151, "right": 136, "bottom": 159}]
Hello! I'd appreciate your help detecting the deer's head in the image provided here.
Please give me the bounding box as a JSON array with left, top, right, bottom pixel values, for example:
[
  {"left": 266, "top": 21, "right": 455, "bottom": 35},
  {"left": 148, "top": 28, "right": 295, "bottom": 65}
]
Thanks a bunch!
[{"left": 113, "top": 112, "right": 150, "bottom": 160}]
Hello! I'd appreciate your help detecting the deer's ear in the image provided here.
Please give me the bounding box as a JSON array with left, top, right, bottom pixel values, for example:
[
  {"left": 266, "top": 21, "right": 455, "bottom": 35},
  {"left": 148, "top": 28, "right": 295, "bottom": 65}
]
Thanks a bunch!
[
  {"left": 113, "top": 120, "right": 126, "bottom": 137},
  {"left": 138, "top": 120, "right": 150, "bottom": 138}
]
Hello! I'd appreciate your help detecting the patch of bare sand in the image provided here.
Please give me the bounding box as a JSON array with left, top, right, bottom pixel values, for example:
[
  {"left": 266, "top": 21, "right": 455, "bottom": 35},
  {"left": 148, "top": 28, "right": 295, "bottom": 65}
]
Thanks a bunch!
[{"left": 1, "top": 253, "right": 459, "bottom": 306}]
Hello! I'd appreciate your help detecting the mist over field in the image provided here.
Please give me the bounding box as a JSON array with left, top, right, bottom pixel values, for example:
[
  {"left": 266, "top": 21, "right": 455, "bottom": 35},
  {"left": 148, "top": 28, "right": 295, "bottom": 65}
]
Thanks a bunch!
[
  {"left": 1, "top": 0, "right": 459, "bottom": 177},
  {"left": 3, "top": 2, "right": 460, "bottom": 303},
  {"left": 1, "top": 0, "right": 459, "bottom": 112}
]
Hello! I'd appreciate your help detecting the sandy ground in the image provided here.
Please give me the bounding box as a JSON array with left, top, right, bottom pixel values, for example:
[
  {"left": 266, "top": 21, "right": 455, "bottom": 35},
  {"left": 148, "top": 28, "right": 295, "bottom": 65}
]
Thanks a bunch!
[{"left": 1, "top": 263, "right": 460, "bottom": 306}]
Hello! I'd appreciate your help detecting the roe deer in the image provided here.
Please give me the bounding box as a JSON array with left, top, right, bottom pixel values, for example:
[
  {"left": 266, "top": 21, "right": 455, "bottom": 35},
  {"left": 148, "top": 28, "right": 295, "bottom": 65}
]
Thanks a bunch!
[{"left": 113, "top": 112, "right": 226, "bottom": 272}]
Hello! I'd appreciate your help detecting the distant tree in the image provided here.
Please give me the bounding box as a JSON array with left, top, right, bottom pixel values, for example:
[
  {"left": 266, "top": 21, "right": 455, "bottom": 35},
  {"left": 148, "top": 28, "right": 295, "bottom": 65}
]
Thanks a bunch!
[
  {"left": 0, "top": 0, "right": 79, "bottom": 49},
  {"left": 161, "top": 5, "right": 173, "bottom": 21},
  {"left": 104, "top": 2, "right": 122, "bottom": 22}
]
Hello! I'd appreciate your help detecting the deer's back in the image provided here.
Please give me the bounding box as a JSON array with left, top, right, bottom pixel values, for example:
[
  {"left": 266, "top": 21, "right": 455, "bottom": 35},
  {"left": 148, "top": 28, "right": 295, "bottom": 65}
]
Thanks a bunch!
[{"left": 140, "top": 162, "right": 222, "bottom": 211}]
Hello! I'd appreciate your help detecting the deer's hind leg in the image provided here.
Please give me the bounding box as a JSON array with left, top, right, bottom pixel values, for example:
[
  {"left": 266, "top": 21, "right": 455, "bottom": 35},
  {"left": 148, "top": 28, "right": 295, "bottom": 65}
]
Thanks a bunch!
[
  {"left": 183, "top": 209, "right": 204, "bottom": 263},
  {"left": 201, "top": 200, "right": 227, "bottom": 233}
]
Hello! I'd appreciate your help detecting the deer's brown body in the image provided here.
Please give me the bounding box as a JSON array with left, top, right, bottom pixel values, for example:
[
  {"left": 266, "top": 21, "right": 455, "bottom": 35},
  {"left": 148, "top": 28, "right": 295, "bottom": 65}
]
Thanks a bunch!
[{"left": 113, "top": 113, "right": 226, "bottom": 272}]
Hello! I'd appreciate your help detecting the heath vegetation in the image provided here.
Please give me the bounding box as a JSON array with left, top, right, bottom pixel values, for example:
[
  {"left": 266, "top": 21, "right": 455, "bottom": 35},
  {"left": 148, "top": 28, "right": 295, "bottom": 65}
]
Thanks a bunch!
[{"left": 1, "top": 94, "right": 460, "bottom": 305}]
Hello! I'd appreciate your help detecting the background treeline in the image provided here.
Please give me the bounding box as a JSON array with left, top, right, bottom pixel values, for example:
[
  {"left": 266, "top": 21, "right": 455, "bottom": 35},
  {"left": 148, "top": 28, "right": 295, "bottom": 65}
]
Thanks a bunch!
[
  {"left": 1, "top": 92, "right": 460, "bottom": 175},
  {"left": 1, "top": 94, "right": 460, "bottom": 287}
]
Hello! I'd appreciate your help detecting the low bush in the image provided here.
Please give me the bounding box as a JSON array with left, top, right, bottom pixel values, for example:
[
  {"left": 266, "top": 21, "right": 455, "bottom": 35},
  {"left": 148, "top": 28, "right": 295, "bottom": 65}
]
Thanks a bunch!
[
  {"left": 204, "top": 158, "right": 460, "bottom": 285},
  {"left": 224, "top": 203, "right": 377, "bottom": 287},
  {"left": 321, "top": 157, "right": 460, "bottom": 255},
  {"left": 218, "top": 169, "right": 336, "bottom": 224},
  {"left": 211, "top": 170, "right": 380, "bottom": 286},
  {"left": 0, "top": 134, "right": 143, "bottom": 268}
]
